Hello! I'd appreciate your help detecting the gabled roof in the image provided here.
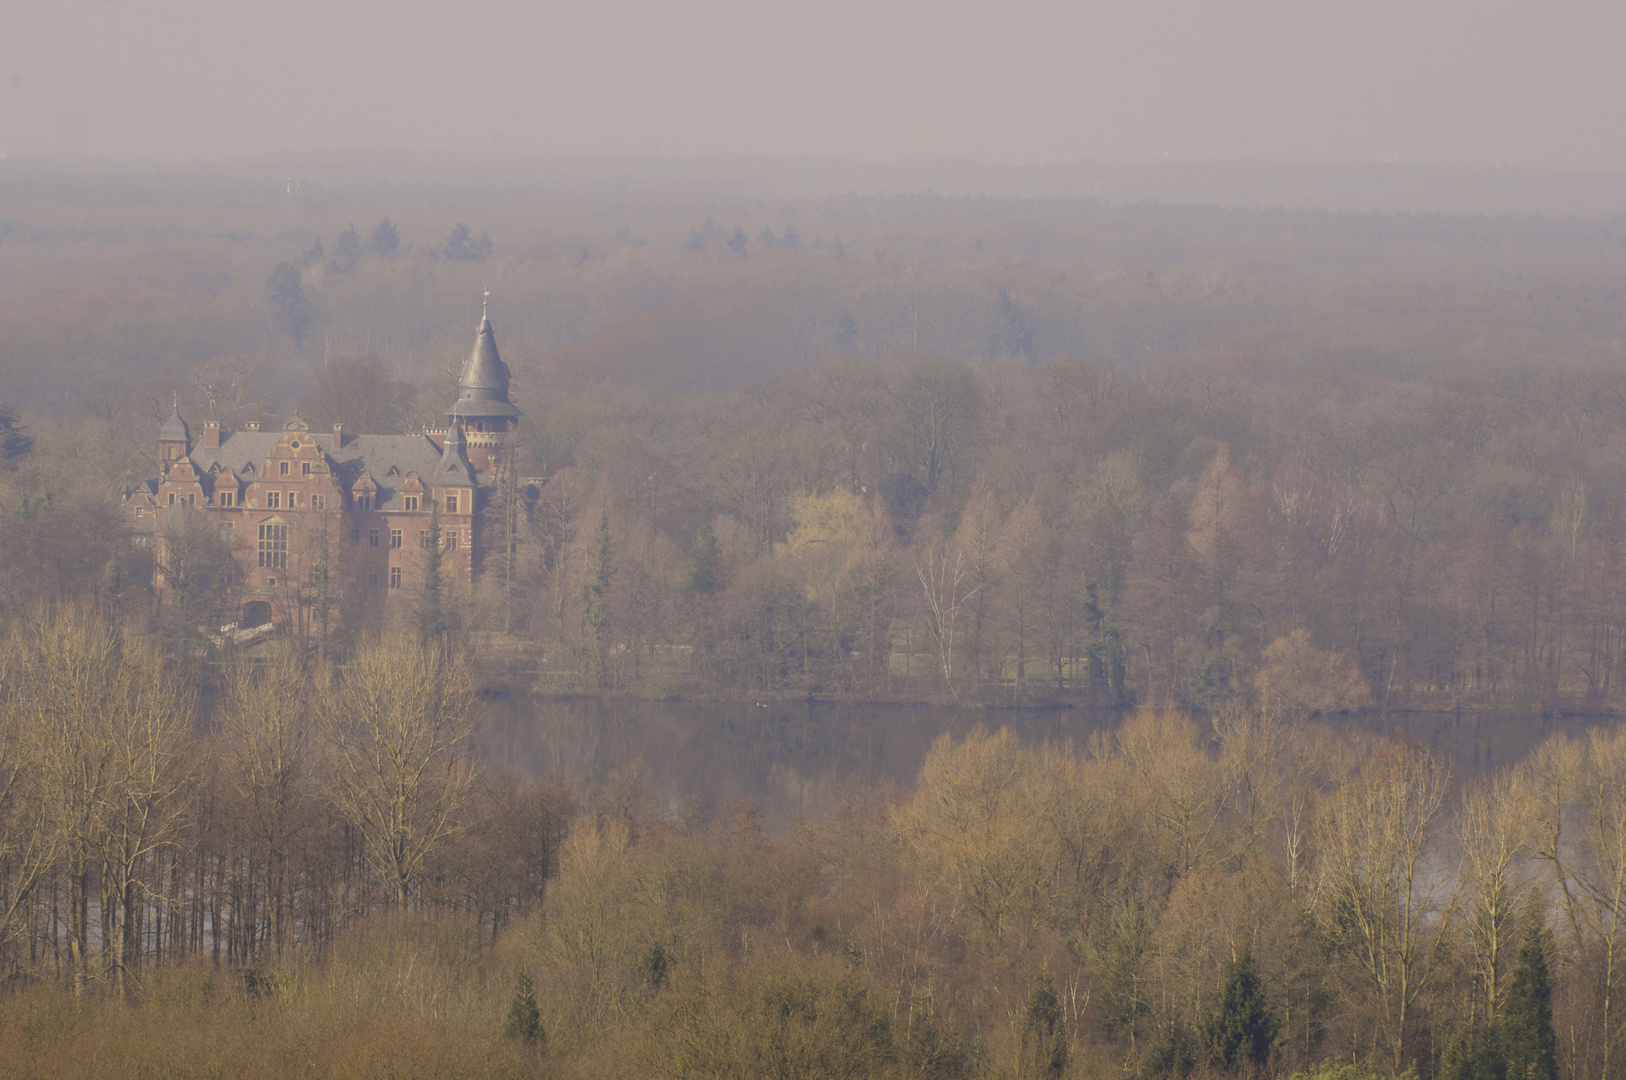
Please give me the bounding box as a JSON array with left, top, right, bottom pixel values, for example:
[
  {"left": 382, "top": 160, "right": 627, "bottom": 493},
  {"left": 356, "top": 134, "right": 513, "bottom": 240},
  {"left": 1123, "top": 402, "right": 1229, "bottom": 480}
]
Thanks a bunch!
[
  {"left": 185, "top": 428, "right": 478, "bottom": 510},
  {"left": 437, "top": 423, "right": 476, "bottom": 486}
]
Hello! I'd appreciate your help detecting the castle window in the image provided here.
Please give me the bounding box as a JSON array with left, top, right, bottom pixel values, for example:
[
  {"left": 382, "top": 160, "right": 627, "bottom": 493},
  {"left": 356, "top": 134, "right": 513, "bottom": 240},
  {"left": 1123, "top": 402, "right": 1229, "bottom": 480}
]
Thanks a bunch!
[
  {"left": 287, "top": 491, "right": 297, "bottom": 508},
  {"left": 445, "top": 495, "right": 458, "bottom": 514},
  {"left": 267, "top": 577, "right": 276, "bottom": 587},
  {"left": 369, "top": 571, "right": 379, "bottom": 588},
  {"left": 301, "top": 462, "right": 311, "bottom": 477},
  {"left": 419, "top": 530, "right": 431, "bottom": 550},
  {"left": 280, "top": 461, "right": 290, "bottom": 477},
  {"left": 350, "top": 529, "right": 360, "bottom": 544},
  {"left": 220, "top": 523, "right": 235, "bottom": 542},
  {"left": 307, "top": 565, "right": 319, "bottom": 587},
  {"left": 389, "top": 566, "right": 402, "bottom": 589},
  {"left": 266, "top": 492, "right": 280, "bottom": 509},
  {"left": 311, "top": 494, "right": 325, "bottom": 510},
  {"left": 404, "top": 496, "right": 419, "bottom": 512},
  {"left": 220, "top": 492, "right": 234, "bottom": 507},
  {"left": 356, "top": 494, "right": 373, "bottom": 510},
  {"left": 168, "top": 493, "right": 176, "bottom": 506},
  {"left": 390, "top": 529, "right": 403, "bottom": 550},
  {"left": 257, "top": 523, "right": 287, "bottom": 570},
  {"left": 369, "top": 529, "right": 379, "bottom": 548},
  {"left": 447, "top": 532, "right": 459, "bottom": 550}
]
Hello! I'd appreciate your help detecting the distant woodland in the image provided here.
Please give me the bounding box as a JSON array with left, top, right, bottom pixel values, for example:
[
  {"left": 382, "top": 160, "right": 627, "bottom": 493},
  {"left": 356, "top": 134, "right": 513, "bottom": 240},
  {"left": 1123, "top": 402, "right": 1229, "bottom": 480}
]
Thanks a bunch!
[
  {"left": 7, "top": 167, "right": 1626, "bottom": 1078},
  {"left": 5, "top": 168, "right": 1626, "bottom": 709}
]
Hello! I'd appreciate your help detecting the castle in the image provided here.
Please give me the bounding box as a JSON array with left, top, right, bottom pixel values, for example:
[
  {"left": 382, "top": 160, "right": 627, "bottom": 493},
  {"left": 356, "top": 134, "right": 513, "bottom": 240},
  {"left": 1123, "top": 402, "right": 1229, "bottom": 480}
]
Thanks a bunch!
[{"left": 124, "top": 306, "right": 518, "bottom": 631}]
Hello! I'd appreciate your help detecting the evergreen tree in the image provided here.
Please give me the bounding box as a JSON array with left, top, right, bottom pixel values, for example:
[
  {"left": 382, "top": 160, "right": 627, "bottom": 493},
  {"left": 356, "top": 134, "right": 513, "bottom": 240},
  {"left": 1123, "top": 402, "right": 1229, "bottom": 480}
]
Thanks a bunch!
[
  {"left": 0, "top": 402, "right": 33, "bottom": 460},
  {"left": 585, "top": 509, "right": 612, "bottom": 689},
  {"left": 417, "top": 503, "right": 445, "bottom": 644},
  {"left": 502, "top": 970, "right": 542, "bottom": 1044},
  {"left": 1021, "top": 973, "right": 1068, "bottom": 1078},
  {"left": 266, "top": 262, "right": 312, "bottom": 348},
  {"left": 365, "top": 217, "right": 400, "bottom": 257},
  {"left": 1442, "top": 1019, "right": 1506, "bottom": 1080},
  {"left": 332, "top": 223, "right": 363, "bottom": 270},
  {"left": 1500, "top": 918, "right": 1557, "bottom": 1080},
  {"left": 1201, "top": 950, "right": 1279, "bottom": 1073}
]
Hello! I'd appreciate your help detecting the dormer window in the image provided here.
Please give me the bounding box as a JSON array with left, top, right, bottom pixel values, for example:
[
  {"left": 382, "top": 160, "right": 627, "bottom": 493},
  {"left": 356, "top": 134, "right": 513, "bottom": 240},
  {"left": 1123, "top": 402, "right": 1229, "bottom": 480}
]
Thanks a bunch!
[
  {"left": 220, "top": 492, "right": 234, "bottom": 507},
  {"left": 280, "top": 461, "right": 290, "bottom": 477},
  {"left": 356, "top": 494, "right": 373, "bottom": 510},
  {"left": 404, "top": 496, "right": 419, "bottom": 512},
  {"left": 445, "top": 495, "right": 458, "bottom": 514}
]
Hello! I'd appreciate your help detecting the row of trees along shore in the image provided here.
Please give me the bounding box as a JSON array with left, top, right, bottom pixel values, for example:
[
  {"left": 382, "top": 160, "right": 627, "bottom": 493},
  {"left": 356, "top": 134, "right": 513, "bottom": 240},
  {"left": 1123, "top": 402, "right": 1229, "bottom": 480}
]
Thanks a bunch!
[
  {"left": 1, "top": 602, "right": 1623, "bottom": 1080},
  {"left": 13, "top": 349, "right": 1626, "bottom": 711}
]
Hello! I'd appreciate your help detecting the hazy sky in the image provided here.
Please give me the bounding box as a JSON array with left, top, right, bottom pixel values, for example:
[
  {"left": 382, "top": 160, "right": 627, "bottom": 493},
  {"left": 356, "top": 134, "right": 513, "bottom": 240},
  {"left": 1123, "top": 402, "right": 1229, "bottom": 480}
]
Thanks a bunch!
[{"left": 4, "top": 0, "right": 1623, "bottom": 172}]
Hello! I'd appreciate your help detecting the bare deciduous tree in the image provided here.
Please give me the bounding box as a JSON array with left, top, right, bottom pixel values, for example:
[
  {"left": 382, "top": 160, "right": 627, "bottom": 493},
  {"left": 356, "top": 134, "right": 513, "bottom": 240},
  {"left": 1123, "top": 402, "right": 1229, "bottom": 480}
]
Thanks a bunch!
[{"left": 323, "top": 636, "right": 478, "bottom": 906}]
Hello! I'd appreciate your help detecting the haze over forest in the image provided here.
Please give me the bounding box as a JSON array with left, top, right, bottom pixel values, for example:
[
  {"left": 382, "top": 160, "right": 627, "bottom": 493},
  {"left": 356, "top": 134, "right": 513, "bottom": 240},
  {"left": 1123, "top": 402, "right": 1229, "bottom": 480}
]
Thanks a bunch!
[{"left": 8, "top": 2, "right": 1626, "bottom": 1077}]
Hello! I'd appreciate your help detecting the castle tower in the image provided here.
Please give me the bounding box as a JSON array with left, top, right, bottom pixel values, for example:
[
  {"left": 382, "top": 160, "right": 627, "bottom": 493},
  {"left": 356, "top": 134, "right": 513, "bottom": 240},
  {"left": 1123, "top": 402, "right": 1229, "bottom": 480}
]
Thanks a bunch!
[
  {"left": 158, "top": 400, "right": 191, "bottom": 471},
  {"left": 445, "top": 300, "right": 519, "bottom": 473}
]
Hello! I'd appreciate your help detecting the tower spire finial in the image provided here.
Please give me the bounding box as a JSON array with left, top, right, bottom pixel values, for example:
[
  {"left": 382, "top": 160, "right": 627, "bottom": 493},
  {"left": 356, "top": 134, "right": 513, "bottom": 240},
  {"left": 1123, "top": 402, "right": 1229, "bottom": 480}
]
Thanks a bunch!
[{"left": 482, "top": 289, "right": 489, "bottom": 321}]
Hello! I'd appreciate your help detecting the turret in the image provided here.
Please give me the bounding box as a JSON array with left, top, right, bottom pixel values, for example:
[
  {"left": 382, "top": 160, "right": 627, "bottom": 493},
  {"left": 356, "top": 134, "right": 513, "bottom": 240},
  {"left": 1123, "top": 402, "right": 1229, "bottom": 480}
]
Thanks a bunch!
[
  {"left": 445, "top": 295, "right": 520, "bottom": 472},
  {"left": 159, "top": 400, "right": 191, "bottom": 469}
]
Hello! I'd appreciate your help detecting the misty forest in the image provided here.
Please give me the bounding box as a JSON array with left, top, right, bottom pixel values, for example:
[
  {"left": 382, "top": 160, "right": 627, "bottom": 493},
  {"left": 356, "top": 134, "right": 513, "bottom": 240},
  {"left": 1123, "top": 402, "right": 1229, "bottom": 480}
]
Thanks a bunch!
[{"left": 6, "top": 164, "right": 1626, "bottom": 1079}]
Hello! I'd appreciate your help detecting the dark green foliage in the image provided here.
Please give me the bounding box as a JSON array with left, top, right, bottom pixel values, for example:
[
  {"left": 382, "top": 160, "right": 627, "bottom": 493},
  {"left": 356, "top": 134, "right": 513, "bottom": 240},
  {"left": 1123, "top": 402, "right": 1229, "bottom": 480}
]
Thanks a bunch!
[
  {"left": 1442, "top": 1020, "right": 1505, "bottom": 1080},
  {"left": 1201, "top": 950, "right": 1279, "bottom": 1072},
  {"left": 684, "top": 524, "right": 721, "bottom": 597},
  {"left": 0, "top": 403, "right": 32, "bottom": 461},
  {"left": 365, "top": 217, "right": 400, "bottom": 256},
  {"left": 1021, "top": 973, "right": 1068, "bottom": 1078},
  {"left": 417, "top": 504, "right": 445, "bottom": 644},
  {"left": 1141, "top": 1021, "right": 1199, "bottom": 1080},
  {"left": 266, "top": 262, "right": 312, "bottom": 348},
  {"left": 332, "top": 223, "right": 363, "bottom": 271},
  {"left": 439, "top": 223, "right": 493, "bottom": 262},
  {"left": 1500, "top": 918, "right": 1557, "bottom": 1080},
  {"left": 501, "top": 970, "right": 542, "bottom": 1044},
  {"left": 638, "top": 941, "right": 670, "bottom": 991}
]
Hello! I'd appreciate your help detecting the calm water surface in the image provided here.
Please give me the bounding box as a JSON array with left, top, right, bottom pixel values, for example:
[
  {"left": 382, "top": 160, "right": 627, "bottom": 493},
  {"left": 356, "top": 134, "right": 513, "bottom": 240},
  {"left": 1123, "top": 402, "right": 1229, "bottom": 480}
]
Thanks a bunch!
[{"left": 478, "top": 694, "right": 1592, "bottom": 830}]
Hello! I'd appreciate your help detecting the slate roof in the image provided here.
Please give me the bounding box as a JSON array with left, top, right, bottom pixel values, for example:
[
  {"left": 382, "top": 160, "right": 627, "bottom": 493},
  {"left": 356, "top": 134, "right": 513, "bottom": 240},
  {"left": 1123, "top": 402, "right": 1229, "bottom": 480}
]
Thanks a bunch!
[
  {"left": 187, "top": 430, "right": 477, "bottom": 513},
  {"left": 446, "top": 314, "right": 519, "bottom": 420},
  {"left": 159, "top": 405, "right": 190, "bottom": 443}
]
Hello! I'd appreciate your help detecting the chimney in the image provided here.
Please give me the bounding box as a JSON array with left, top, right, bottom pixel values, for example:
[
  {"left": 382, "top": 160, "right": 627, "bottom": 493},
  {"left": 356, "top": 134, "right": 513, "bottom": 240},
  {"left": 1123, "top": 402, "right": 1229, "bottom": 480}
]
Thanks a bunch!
[
  {"left": 204, "top": 420, "right": 222, "bottom": 449},
  {"left": 332, "top": 423, "right": 343, "bottom": 449},
  {"left": 244, "top": 421, "right": 261, "bottom": 432}
]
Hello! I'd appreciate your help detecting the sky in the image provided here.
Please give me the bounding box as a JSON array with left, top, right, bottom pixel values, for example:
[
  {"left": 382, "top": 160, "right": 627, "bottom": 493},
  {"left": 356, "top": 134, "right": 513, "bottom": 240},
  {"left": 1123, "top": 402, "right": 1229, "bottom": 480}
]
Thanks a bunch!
[{"left": 3, "top": 0, "right": 1624, "bottom": 172}]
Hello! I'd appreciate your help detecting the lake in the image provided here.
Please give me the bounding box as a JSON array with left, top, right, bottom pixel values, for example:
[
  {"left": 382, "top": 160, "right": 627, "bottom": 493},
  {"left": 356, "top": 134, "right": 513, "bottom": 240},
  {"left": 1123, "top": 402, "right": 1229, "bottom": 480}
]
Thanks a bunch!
[{"left": 478, "top": 694, "right": 1594, "bottom": 830}]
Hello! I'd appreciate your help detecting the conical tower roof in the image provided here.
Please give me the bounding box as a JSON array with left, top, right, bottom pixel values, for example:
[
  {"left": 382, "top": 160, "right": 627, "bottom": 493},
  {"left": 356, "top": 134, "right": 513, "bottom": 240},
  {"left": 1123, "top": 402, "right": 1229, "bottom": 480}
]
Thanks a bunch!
[
  {"left": 459, "top": 314, "right": 510, "bottom": 399},
  {"left": 160, "top": 402, "right": 190, "bottom": 444},
  {"left": 447, "top": 304, "right": 520, "bottom": 421}
]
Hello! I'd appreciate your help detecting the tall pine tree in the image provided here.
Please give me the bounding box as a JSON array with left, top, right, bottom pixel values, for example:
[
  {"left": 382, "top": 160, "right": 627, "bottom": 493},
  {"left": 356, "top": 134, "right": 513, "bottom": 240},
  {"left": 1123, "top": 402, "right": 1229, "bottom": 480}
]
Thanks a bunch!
[
  {"left": 1021, "top": 973, "right": 1069, "bottom": 1079},
  {"left": 1202, "top": 950, "right": 1279, "bottom": 1074},
  {"left": 1500, "top": 918, "right": 1557, "bottom": 1080},
  {"left": 502, "top": 970, "right": 542, "bottom": 1045}
]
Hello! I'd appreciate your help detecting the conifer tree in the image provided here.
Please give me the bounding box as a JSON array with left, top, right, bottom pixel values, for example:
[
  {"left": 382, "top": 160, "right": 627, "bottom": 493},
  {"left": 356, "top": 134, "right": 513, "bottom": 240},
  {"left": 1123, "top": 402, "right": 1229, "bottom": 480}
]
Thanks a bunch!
[
  {"left": 1021, "top": 973, "right": 1068, "bottom": 1078},
  {"left": 1202, "top": 950, "right": 1279, "bottom": 1073},
  {"left": 1500, "top": 918, "right": 1557, "bottom": 1080},
  {"left": 503, "top": 970, "right": 542, "bottom": 1045},
  {"left": 417, "top": 503, "right": 445, "bottom": 644},
  {"left": 1442, "top": 1019, "right": 1505, "bottom": 1080}
]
